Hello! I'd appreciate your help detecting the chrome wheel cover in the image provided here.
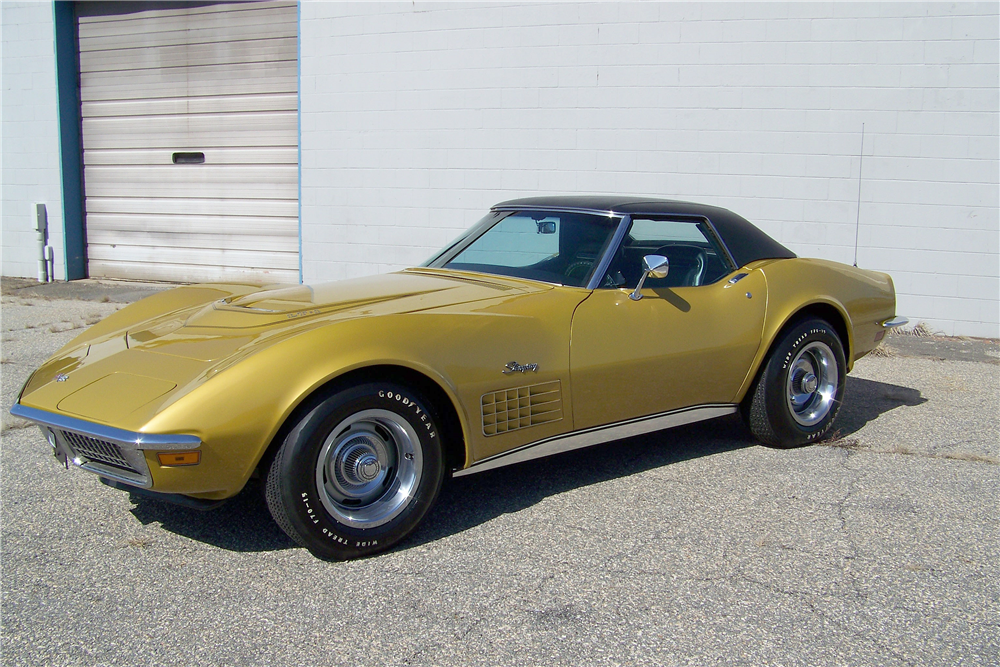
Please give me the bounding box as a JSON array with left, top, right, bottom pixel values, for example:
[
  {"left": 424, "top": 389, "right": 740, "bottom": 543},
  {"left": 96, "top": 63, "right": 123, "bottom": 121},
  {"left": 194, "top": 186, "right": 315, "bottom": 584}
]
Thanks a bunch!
[
  {"left": 785, "top": 341, "right": 839, "bottom": 427},
  {"left": 315, "top": 409, "right": 422, "bottom": 528}
]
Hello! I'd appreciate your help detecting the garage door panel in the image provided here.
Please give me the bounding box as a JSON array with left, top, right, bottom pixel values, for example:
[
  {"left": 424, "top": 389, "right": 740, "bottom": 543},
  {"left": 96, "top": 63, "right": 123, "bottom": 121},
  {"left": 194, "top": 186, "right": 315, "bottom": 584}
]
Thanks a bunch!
[
  {"left": 88, "top": 260, "right": 298, "bottom": 285},
  {"left": 80, "top": 37, "right": 297, "bottom": 73},
  {"left": 81, "top": 112, "right": 298, "bottom": 149},
  {"left": 88, "top": 244, "right": 299, "bottom": 271},
  {"left": 84, "top": 182, "right": 296, "bottom": 202},
  {"left": 84, "top": 147, "right": 298, "bottom": 166},
  {"left": 82, "top": 94, "right": 297, "bottom": 120},
  {"left": 79, "top": 18, "right": 297, "bottom": 53},
  {"left": 85, "top": 164, "right": 298, "bottom": 184},
  {"left": 79, "top": 1, "right": 299, "bottom": 282},
  {"left": 87, "top": 214, "right": 296, "bottom": 237},
  {"left": 80, "top": 62, "right": 297, "bottom": 102},
  {"left": 77, "top": 0, "right": 294, "bottom": 20},
  {"left": 81, "top": 78, "right": 297, "bottom": 103},
  {"left": 83, "top": 131, "right": 297, "bottom": 151},
  {"left": 87, "top": 230, "right": 298, "bottom": 254},
  {"left": 86, "top": 197, "right": 298, "bottom": 218},
  {"left": 77, "top": 3, "right": 296, "bottom": 38}
]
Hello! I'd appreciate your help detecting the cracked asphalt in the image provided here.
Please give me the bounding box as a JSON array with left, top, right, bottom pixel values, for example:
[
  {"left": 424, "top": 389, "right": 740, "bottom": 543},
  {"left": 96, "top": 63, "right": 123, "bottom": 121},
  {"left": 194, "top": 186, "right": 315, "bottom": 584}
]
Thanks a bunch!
[{"left": 2, "top": 278, "right": 998, "bottom": 666}]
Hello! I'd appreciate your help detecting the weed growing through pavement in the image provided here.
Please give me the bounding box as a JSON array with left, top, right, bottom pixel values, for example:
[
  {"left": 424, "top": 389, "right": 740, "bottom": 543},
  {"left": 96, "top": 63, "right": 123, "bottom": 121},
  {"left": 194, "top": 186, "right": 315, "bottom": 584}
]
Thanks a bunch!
[
  {"left": 0, "top": 419, "right": 33, "bottom": 434},
  {"left": 48, "top": 321, "right": 79, "bottom": 333},
  {"left": 868, "top": 343, "right": 896, "bottom": 358},
  {"left": 817, "top": 438, "right": 998, "bottom": 465},
  {"left": 890, "top": 321, "right": 937, "bottom": 337}
]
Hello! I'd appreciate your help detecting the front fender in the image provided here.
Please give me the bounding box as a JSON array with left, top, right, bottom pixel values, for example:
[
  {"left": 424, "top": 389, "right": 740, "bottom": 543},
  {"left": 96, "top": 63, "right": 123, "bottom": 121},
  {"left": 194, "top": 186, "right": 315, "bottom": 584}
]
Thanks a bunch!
[{"left": 143, "top": 287, "right": 584, "bottom": 498}]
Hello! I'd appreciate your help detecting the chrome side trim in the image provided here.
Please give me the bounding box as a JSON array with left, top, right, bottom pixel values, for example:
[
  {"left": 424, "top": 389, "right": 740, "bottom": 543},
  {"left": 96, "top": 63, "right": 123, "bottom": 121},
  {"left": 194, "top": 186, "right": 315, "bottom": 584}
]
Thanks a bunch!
[
  {"left": 9, "top": 403, "right": 201, "bottom": 450},
  {"left": 881, "top": 316, "right": 908, "bottom": 328},
  {"left": 453, "top": 403, "right": 737, "bottom": 477}
]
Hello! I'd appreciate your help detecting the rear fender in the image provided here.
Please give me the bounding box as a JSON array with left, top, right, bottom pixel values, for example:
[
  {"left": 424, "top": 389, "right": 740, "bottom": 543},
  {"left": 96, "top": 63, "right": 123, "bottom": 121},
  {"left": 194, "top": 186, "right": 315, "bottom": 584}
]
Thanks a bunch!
[{"left": 734, "top": 258, "right": 895, "bottom": 402}]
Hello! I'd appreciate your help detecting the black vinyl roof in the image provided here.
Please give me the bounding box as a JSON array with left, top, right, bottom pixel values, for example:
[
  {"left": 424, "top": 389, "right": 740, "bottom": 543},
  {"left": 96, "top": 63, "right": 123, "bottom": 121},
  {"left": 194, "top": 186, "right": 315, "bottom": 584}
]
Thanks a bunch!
[{"left": 494, "top": 196, "right": 796, "bottom": 268}]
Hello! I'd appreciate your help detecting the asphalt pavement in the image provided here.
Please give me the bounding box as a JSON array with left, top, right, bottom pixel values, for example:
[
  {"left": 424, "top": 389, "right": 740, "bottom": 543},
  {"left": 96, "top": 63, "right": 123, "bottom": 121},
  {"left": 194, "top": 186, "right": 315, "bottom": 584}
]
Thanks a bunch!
[{"left": 1, "top": 277, "right": 997, "bottom": 666}]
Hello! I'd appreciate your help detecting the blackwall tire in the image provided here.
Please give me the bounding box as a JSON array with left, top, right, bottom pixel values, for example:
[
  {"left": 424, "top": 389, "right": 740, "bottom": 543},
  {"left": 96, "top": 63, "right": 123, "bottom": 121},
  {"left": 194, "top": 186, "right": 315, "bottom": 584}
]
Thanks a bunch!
[
  {"left": 744, "top": 318, "right": 846, "bottom": 448},
  {"left": 265, "top": 382, "right": 444, "bottom": 560}
]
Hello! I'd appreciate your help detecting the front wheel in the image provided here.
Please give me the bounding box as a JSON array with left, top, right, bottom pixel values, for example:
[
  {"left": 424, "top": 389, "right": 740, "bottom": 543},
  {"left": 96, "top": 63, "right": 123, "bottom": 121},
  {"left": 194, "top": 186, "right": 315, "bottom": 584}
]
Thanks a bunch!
[
  {"left": 743, "top": 318, "right": 846, "bottom": 448},
  {"left": 265, "top": 382, "right": 444, "bottom": 560}
]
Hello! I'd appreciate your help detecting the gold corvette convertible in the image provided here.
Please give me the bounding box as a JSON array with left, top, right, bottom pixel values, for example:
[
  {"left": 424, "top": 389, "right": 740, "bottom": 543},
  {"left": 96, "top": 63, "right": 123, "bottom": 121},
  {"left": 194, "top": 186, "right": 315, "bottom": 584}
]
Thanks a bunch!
[{"left": 12, "top": 196, "right": 905, "bottom": 559}]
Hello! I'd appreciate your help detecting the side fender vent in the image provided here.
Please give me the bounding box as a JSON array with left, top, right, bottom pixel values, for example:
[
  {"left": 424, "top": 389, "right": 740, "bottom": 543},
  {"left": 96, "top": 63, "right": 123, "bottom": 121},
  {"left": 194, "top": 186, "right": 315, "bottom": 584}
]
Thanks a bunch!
[{"left": 482, "top": 380, "right": 562, "bottom": 436}]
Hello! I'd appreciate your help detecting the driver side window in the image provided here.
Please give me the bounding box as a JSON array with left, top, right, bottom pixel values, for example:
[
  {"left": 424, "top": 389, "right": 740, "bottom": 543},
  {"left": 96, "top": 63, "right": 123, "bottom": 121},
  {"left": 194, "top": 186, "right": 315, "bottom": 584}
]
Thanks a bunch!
[{"left": 608, "top": 218, "right": 731, "bottom": 289}]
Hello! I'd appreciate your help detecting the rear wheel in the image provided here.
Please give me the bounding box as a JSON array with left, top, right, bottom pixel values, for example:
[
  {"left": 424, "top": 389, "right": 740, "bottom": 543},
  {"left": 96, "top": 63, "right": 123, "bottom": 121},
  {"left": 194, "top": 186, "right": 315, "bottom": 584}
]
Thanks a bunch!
[
  {"left": 265, "top": 382, "right": 444, "bottom": 560},
  {"left": 743, "top": 318, "right": 846, "bottom": 448}
]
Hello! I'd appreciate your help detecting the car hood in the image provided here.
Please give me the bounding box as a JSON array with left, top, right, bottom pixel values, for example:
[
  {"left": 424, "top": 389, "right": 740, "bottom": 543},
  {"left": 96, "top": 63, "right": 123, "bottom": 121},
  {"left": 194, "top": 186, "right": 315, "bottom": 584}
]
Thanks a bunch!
[
  {"left": 166, "top": 268, "right": 536, "bottom": 329},
  {"left": 17, "top": 269, "right": 549, "bottom": 424}
]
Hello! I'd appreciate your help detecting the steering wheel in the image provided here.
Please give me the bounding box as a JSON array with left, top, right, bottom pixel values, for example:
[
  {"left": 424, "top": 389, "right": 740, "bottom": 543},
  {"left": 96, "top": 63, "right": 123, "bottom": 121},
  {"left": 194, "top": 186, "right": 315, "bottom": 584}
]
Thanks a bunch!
[{"left": 563, "top": 259, "right": 593, "bottom": 286}]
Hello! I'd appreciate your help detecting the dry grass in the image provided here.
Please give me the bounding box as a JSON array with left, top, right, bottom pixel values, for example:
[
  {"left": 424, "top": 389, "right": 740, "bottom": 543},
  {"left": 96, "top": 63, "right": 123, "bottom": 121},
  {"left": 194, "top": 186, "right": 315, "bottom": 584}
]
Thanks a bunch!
[
  {"left": 819, "top": 429, "right": 856, "bottom": 446},
  {"left": 938, "top": 451, "right": 1000, "bottom": 465},
  {"left": 48, "top": 321, "right": 78, "bottom": 333},
  {"left": 125, "top": 536, "right": 153, "bottom": 548},
  {"left": 890, "top": 321, "right": 937, "bottom": 337},
  {"left": 817, "top": 439, "right": 998, "bottom": 465},
  {"left": 0, "top": 419, "right": 34, "bottom": 434},
  {"left": 867, "top": 343, "right": 896, "bottom": 358}
]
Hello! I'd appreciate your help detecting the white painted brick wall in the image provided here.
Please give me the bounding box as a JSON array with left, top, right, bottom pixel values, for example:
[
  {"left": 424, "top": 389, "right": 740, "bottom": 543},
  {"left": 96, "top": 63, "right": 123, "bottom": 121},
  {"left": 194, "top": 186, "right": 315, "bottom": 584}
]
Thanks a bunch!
[
  {"left": 301, "top": 1, "right": 999, "bottom": 337},
  {"left": 1, "top": 2, "right": 65, "bottom": 281}
]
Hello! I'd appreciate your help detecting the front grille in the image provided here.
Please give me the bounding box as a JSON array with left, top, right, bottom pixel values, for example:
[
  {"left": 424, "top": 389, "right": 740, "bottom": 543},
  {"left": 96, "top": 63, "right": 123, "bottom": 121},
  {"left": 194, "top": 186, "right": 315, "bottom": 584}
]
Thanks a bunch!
[
  {"left": 60, "top": 430, "right": 139, "bottom": 474},
  {"left": 482, "top": 380, "right": 563, "bottom": 436}
]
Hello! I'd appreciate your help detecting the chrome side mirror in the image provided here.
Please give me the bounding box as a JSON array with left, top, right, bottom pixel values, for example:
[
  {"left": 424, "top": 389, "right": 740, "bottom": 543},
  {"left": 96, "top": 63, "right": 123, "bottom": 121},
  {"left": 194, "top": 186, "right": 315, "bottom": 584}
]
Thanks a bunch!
[{"left": 629, "top": 255, "right": 669, "bottom": 301}]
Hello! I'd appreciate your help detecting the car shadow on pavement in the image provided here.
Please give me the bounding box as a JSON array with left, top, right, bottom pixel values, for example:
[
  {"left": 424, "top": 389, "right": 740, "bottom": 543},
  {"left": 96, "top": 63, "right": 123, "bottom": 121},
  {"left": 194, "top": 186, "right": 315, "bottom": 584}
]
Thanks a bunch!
[
  {"left": 406, "top": 376, "right": 926, "bottom": 552},
  {"left": 833, "top": 376, "right": 926, "bottom": 437},
  {"left": 124, "top": 416, "right": 755, "bottom": 555},
  {"left": 406, "top": 415, "right": 754, "bottom": 550},
  {"left": 123, "top": 375, "right": 924, "bottom": 556},
  {"left": 127, "top": 482, "right": 295, "bottom": 552}
]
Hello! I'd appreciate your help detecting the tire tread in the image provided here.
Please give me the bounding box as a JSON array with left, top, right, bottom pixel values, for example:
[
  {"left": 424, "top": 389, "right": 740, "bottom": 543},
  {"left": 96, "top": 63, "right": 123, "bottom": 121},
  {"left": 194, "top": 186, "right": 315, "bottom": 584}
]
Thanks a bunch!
[{"left": 264, "top": 443, "right": 310, "bottom": 548}]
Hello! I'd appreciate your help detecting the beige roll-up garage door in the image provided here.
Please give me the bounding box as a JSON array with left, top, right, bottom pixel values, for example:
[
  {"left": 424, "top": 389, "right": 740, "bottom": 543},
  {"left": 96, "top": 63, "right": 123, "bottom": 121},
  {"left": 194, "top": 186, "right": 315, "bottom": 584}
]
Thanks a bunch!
[{"left": 77, "top": 1, "right": 298, "bottom": 283}]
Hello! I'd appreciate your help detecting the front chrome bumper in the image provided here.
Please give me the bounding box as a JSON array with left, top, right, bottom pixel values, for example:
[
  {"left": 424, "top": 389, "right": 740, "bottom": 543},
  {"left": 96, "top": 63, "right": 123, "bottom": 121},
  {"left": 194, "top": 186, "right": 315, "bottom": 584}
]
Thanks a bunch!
[{"left": 9, "top": 403, "right": 201, "bottom": 489}]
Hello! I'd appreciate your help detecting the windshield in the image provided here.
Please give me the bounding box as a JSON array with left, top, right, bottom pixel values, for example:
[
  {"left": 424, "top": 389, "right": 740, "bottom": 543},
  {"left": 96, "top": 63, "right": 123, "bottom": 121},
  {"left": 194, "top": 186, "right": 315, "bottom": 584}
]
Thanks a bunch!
[{"left": 425, "top": 210, "right": 620, "bottom": 287}]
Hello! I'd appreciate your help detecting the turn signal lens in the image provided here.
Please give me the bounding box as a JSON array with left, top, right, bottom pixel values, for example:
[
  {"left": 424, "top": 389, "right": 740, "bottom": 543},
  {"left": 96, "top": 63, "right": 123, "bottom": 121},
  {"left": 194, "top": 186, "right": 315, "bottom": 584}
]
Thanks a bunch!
[
  {"left": 157, "top": 451, "right": 201, "bottom": 466},
  {"left": 875, "top": 330, "right": 886, "bottom": 342}
]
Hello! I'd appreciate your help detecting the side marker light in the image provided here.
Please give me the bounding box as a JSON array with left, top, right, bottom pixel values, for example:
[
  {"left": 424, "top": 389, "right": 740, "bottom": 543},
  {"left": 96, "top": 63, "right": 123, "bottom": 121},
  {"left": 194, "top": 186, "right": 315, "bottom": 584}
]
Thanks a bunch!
[{"left": 157, "top": 451, "right": 201, "bottom": 466}]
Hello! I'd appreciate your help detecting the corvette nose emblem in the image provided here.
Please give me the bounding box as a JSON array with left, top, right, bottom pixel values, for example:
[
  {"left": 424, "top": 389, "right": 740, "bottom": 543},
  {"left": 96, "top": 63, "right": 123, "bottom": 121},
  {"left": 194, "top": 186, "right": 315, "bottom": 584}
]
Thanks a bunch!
[{"left": 55, "top": 374, "right": 69, "bottom": 383}]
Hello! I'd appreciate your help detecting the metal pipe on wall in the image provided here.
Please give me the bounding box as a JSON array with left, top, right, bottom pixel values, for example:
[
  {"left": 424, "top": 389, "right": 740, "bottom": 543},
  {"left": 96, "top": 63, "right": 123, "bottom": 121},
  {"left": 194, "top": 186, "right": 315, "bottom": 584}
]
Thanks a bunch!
[{"left": 35, "top": 203, "right": 49, "bottom": 283}]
